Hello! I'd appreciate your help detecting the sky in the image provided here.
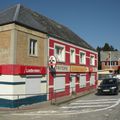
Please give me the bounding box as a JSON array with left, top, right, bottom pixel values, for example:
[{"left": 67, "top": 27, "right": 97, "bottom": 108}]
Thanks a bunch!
[{"left": 0, "top": 0, "right": 120, "bottom": 50}]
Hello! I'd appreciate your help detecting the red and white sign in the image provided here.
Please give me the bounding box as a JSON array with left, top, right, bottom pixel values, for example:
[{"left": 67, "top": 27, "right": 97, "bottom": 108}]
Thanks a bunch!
[
  {"left": 49, "top": 56, "right": 57, "bottom": 68},
  {"left": 0, "top": 65, "right": 46, "bottom": 75}
]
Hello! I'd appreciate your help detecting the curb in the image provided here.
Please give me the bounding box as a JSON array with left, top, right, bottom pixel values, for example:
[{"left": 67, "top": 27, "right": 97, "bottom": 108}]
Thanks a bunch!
[{"left": 51, "top": 89, "right": 96, "bottom": 106}]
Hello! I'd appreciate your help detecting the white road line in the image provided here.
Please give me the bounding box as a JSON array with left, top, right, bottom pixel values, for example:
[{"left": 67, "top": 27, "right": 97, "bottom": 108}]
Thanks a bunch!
[
  {"left": 61, "top": 104, "right": 110, "bottom": 109},
  {"left": 11, "top": 98, "right": 120, "bottom": 116},
  {"left": 70, "top": 101, "right": 116, "bottom": 105},
  {"left": 76, "top": 98, "right": 118, "bottom": 102}
]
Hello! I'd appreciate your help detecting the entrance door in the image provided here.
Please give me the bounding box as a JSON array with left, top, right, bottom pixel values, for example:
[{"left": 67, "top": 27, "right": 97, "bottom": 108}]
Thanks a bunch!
[{"left": 70, "top": 76, "right": 76, "bottom": 94}]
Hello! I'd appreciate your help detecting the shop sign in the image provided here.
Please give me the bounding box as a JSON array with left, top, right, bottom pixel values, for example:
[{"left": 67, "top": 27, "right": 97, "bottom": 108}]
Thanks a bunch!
[
  {"left": 25, "top": 68, "right": 41, "bottom": 74},
  {"left": 70, "top": 65, "right": 89, "bottom": 72},
  {"left": 0, "top": 65, "right": 47, "bottom": 75},
  {"left": 56, "top": 65, "right": 70, "bottom": 72},
  {"left": 23, "top": 66, "right": 46, "bottom": 74}
]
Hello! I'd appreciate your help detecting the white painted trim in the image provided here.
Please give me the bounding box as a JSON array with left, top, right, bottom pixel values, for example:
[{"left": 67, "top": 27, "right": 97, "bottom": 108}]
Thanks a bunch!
[
  {"left": 66, "top": 51, "right": 70, "bottom": 54},
  {"left": 54, "top": 43, "right": 66, "bottom": 63},
  {"left": 49, "top": 47, "right": 54, "bottom": 50},
  {"left": 48, "top": 37, "right": 98, "bottom": 54},
  {"left": 70, "top": 48, "right": 76, "bottom": 64},
  {"left": 79, "top": 51, "right": 86, "bottom": 65},
  {"left": 90, "top": 54, "right": 95, "bottom": 66}
]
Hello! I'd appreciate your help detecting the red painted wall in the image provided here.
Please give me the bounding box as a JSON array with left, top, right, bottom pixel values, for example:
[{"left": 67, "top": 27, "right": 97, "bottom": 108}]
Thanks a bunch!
[{"left": 48, "top": 37, "right": 98, "bottom": 100}]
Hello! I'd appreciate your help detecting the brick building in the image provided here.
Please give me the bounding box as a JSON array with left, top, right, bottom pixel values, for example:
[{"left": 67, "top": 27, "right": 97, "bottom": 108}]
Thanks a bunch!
[
  {"left": 100, "top": 51, "right": 120, "bottom": 73},
  {"left": 0, "top": 4, "right": 98, "bottom": 107}
]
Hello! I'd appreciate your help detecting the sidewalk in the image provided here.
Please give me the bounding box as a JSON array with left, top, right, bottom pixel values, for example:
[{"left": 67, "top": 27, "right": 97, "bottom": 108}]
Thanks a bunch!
[
  {"left": 51, "top": 88, "right": 96, "bottom": 105},
  {"left": 0, "top": 89, "right": 96, "bottom": 113}
]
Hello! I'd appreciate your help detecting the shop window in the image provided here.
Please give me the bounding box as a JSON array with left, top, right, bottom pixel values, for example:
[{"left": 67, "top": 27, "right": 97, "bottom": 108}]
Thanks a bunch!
[
  {"left": 54, "top": 44, "right": 65, "bottom": 62},
  {"left": 90, "top": 55, "right": 95, "bottom": 66},
  {"left": 29, "top": 39, "right": 37, "bottom": 56},
  {"left": 79, "top": 74, "right": 86, "bottom": 88},
  {"left": 80, "top": 51, "right": 86, "bottom": 65},
  {"left": 70, "top": 48, "right": 75, "bottom": 63}
]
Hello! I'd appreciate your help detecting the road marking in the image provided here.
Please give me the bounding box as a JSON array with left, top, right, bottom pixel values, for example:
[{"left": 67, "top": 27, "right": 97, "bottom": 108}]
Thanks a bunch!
[
  {"left": 70, "top": 101, "right": 116, "bottom": 105},
  {"left": 76, "top": 98, "right": 118, "bottom": 102},
  {"left": 11, "top": 98, "right": 120, "bottom": 116},
  {"left": 61, "top": 104, "right": 110, "bottom": 109}
]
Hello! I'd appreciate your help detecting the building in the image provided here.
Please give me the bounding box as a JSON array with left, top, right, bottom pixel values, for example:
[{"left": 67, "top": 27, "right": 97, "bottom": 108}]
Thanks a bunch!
[
  {"left": 100, "top": 51, "right": 120, "bottom": 73},
  {"left": 0, "top": 4, "right": 98, "bottom": 108}
]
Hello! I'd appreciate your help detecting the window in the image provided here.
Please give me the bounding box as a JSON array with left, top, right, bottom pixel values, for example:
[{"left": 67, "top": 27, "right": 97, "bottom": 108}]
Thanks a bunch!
[
  {"left": 54, "top": 44, "right": 65, "bottom": 62},
  {"left": 90, "top": 55, "right": 95, "bottom": 66},
  {"left": 29, "top": 39, "right": 37, "bottom": 56},
  {"left": 70, "top": 48, "right": 75, "bottom": 63},
  {"left": 80, "top": 52, "right": 86, "bottom": 64},
  {"left": 79, "top": 74, "right": 86, "bottom": 88},
  {"left": 116, "top": 61, "right": 118, "bottom": 65}
]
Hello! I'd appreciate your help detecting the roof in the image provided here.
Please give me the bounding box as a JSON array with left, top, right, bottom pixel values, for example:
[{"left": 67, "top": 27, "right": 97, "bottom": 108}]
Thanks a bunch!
[
  {"left": 0, "top": 4, "right": 96, "bottom": 51},
  {"left": 100, "top": 51, "right": 120, "bottom": 61}
]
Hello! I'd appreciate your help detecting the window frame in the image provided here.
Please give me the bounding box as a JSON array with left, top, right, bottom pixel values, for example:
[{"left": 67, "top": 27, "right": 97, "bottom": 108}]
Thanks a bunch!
[
  {"left": 54, "top": 43, "right": 65, "bottom": 63},
  {"left": 79, "top": 74, "right": 86, "bottom": 88},
  {"left": 70, "top": 48, "right": 76, "bottom": 64},
  {"left": 79, "top": 51, "right": 86, "bottom": 65},
  {"left": 28, "top": 38, "right": 38, "bottom": 57},
  {"left": 90, "top": 54, "right": 95, "bottom": 66}
]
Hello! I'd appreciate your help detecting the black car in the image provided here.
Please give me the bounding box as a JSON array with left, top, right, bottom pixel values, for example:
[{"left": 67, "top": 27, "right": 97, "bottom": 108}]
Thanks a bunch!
[{"left": 97, "top": 78, "right": 120, "bottom": 95}]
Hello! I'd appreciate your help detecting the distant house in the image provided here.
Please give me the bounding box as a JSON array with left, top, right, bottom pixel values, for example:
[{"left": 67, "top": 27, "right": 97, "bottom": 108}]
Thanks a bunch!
[
  {"left": 100, "top": 51, "right": 120, "bottom": 73},
  {"left": 0, "top": 4, "right": 98, "bottom": 107}
]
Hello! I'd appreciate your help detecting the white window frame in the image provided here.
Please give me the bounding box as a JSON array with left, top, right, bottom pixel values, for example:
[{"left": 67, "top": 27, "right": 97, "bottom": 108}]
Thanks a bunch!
[
  {"left": 54, "top": 43, "right": 65, "bottom": 62},
  {"left": 70, "top": 48, "right": 75, "bottom": 63},
  {"left": 79, "top": 74, "right": 86, "bottom": 88},
  {"left": 90, "top": 54, "right": 95, "bottom": 66},
  {"left": 29, "top": 39, "right": 38, "bottom": 56},
  {"left": 80, "top": 51, "right": 86, "bottom": 65}
]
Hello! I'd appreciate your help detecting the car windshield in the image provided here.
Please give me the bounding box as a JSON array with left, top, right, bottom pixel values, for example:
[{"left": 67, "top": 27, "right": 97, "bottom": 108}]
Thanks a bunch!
[{"left": 101, "top": 79, "right": 117, "bottom": 85}]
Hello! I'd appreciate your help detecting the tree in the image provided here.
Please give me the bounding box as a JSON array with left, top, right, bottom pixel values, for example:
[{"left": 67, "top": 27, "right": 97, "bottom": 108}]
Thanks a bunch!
[{"left": 101, "top": 43, "right": 118, "bottom": 51}]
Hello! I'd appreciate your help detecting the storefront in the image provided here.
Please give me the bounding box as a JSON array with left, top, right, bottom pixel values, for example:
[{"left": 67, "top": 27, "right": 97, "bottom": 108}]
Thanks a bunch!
[{"left": 0, "top": 65, "right": 47, "bottom": 107}]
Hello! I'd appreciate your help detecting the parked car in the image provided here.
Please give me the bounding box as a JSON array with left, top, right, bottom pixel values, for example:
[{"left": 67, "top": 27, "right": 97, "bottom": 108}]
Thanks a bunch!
[
  {"left": 97, "top": 78, "right": 120, "bottom": 95},
  {"left": 113, "top": 74, "right": 120, "bottom": 80},
  {"left": 97, "top": 70, "right": 113, "bottom": 87}
]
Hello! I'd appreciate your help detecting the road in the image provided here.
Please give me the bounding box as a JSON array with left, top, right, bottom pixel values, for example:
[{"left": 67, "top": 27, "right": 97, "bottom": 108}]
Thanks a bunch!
[{"left": 1, "top": 92, "right": 120, "bottom": 120}]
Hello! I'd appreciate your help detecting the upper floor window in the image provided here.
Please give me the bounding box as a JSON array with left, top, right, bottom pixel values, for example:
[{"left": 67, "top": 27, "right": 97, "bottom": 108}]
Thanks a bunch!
[
  {"left": 54, "top": 44, "right": 65, "bottom": 62},
  {"left": 29, "top": 39, "right": 37, "bottom": 56},
  {"left": 80, "top": 51, "right": 86, "bottom": 65},
  {"left": 70, "top": 48, "right": 75, "bottom": 63},
  {"left": 90, "top": 55, "right": 95, "bottom": 66}
]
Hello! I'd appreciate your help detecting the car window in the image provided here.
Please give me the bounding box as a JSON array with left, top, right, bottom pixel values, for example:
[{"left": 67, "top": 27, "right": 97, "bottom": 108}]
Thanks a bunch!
[{"left": 102, "top": 79, "right": 117, "bottom": 85}]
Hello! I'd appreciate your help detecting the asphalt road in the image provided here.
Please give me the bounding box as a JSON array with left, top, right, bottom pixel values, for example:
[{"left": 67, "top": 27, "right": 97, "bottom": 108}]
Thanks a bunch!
[{"left": 1, "top": 92, "right": 120, "bottom": 120}]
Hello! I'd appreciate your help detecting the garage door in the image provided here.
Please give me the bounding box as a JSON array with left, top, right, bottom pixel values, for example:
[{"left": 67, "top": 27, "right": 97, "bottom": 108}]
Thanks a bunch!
[
  {"left": 26, "top": 76, "right": 41, "bottom": 95},
  {"left": 54, "top": 76, "right": 65, "bottom": 92}
]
